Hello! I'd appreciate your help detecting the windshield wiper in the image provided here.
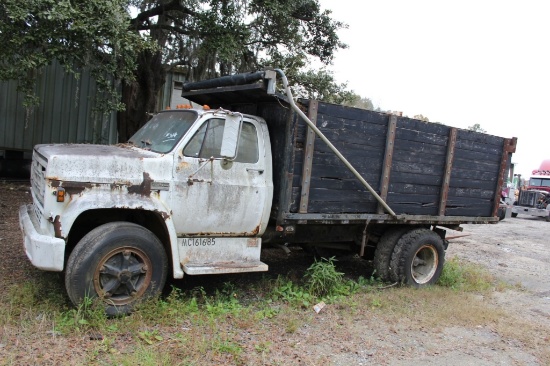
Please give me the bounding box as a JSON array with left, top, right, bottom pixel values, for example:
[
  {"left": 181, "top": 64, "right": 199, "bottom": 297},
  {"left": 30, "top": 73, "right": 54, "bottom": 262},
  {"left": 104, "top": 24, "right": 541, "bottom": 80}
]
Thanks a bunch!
[{"left": 140, "top": 140, "right": 152, "bottom": 150}]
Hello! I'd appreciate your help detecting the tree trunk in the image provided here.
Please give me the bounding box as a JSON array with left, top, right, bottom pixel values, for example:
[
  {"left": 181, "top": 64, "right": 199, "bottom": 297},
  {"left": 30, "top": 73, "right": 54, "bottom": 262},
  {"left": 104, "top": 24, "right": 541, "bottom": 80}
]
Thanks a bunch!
[{"left": 118, "top": 50, "right": 166, "bottom": 142}]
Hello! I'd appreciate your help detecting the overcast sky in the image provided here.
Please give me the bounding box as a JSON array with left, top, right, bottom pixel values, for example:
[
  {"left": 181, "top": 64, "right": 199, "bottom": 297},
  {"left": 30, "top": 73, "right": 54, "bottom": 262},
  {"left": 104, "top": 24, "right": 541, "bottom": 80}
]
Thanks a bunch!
[{"left": 318, "top": 0, "right": 549, "bottom": 178}]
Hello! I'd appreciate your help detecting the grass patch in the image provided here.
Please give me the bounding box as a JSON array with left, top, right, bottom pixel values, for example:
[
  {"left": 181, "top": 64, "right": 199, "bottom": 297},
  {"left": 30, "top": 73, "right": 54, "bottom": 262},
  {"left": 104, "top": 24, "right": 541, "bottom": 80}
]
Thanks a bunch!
[
  {"left": 1, "top": 257, "right": 547, "bottom": 365},
  {"left": 437, "top": 256, "right": 495, "bottom": 291}
]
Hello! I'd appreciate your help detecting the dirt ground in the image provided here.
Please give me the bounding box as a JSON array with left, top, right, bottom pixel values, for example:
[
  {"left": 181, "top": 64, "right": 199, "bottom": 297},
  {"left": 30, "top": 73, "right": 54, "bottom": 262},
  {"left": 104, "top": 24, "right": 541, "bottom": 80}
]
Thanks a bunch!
[{"left": 1, "top": 180, "right": 549, "bottom": 365}]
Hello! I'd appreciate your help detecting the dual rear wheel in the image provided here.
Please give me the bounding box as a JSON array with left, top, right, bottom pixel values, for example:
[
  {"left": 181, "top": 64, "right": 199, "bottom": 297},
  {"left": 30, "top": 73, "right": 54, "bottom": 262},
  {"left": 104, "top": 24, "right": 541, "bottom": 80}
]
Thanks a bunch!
[{"left": 374, "top": 227, "right": 445, "bottom": 286}]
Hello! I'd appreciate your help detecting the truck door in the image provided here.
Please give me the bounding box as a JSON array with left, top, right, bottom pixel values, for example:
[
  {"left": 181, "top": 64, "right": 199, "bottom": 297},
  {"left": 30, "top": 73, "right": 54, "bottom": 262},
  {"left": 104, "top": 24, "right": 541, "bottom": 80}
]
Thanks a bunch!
[{"left": 171, "top": 115, "right": 272, "bottom": 236}]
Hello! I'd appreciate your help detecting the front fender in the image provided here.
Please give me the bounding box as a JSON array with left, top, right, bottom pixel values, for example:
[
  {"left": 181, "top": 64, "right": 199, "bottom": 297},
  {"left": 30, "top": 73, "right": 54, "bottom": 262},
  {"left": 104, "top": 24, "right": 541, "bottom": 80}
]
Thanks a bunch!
[{"left": 59, "top": 192, "right": 184, "bottom": 279}]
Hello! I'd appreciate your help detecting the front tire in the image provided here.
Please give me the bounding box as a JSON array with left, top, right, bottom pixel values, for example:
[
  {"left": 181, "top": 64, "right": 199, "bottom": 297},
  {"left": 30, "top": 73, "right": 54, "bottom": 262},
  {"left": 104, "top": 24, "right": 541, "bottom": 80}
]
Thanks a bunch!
[
  {"left": 65, "top": 222, "right": 168, "bottom": 316},
  {"left": 389, "top": 228, "right": 445, "bottom": 287}
]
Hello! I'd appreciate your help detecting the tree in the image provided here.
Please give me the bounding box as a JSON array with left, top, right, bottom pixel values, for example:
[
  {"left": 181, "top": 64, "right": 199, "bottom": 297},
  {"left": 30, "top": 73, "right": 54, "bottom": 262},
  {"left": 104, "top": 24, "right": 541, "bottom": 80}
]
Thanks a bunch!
[
  {"left": 342, "top": 93, "right": 374, "bottom": 110},
  {"left": 121, "top": 0, "right": 350, "bottom": 141},
  {"left": 0, "top": 0, "right": 151, "bottom": 111},
  {"left": 413, "top": 114, "right": 429, "bottom": 122},
  {"left": 1, "top": 0, "right": 350, "bottom": 141},
  {"left": 468, "top": 123, "right": 486, "bottom": 133}
]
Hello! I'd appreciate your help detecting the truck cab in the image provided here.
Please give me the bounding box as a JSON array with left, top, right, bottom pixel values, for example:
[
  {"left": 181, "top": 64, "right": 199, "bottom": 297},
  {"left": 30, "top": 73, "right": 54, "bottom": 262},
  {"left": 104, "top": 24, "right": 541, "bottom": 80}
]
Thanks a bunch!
[
  {"left": 20, "top": 107, "right": 273, "bottom": 314},
  {"left": 511, "top": 163, "right": 550, "bottom": 221}
]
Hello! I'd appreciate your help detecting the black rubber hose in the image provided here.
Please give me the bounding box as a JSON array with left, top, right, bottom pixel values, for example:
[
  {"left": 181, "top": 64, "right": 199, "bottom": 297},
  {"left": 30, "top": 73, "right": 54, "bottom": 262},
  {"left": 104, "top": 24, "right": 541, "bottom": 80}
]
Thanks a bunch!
[{"left": 182, "top": 71, "right": 265, "bottom": 91}]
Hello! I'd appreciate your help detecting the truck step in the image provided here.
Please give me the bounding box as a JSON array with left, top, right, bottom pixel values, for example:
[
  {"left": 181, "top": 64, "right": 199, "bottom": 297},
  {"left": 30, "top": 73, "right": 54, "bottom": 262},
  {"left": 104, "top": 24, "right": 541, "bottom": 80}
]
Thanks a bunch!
[{"left": 183, "top": 261, "right": 268, "bottom": 275}]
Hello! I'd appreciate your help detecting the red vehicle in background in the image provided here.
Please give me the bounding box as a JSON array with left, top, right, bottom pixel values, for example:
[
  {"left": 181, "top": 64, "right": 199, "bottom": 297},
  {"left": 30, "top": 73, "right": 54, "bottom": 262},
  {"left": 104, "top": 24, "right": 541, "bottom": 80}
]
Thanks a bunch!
[
  {"left": 512, "top": 160, "right": 550, "bottom": 221},
  {"left": 525, "top": 160, "right": 550, "bottom": 192}
]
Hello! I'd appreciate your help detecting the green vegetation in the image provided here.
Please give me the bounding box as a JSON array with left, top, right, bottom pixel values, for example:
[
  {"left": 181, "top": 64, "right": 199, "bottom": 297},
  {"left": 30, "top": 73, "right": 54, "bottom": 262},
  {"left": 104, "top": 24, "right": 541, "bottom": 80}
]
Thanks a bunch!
[
  {"left": 0, "top": 0, "right": 354, "bottom": 140},
  {"left": 1, "top": 257, "right": 544, "bottom": 365},
  {"left": 437, "top": 256, "right": 496, "bottom": 291}
]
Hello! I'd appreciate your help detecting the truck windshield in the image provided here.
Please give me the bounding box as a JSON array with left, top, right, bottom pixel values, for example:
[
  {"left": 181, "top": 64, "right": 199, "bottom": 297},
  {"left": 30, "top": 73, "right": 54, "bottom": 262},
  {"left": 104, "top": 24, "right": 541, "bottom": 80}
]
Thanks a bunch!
[
  {"left": 128, "top": 110, "right": 198, "bottom": 153},
  {"left": 529, "top": 178, "right": 550, "bottom": 187}
]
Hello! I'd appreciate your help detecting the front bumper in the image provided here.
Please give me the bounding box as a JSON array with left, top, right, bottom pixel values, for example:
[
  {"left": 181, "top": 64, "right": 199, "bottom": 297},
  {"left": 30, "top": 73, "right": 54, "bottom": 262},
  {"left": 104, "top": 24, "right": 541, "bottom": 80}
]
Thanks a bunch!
[
  {"left": 511, "top": 205, "right": 550, "bottom": 218},
  {"left": 19, "top": 204, "right": 65, "bottom": 271}
]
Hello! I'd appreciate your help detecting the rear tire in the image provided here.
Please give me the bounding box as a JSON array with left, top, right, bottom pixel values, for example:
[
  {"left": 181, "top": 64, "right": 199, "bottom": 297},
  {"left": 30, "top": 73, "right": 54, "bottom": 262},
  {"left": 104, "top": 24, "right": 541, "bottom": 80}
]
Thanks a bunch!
[
  {"left": 390, "top": 228, "right": 445, "bottom": 287},
  {"left": 65, "top": 222, "right": 168, "bottom": 316},
  {"left": 511, "top": 212, "right": 518, "bottom": 218},
  {"left": 373, "top": 227, "right": 408, "bottom": 281}
]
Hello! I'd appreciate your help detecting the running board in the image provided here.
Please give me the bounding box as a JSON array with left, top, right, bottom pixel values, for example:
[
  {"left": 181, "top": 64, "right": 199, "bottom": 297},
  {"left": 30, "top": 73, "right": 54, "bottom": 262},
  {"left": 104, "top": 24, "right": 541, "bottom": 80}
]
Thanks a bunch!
[
  {"left": 178, "top": 237, "right": 267, "bottom": 275},
  {"left": 183, "top": 261, "right": 268, "bottom": 275}
]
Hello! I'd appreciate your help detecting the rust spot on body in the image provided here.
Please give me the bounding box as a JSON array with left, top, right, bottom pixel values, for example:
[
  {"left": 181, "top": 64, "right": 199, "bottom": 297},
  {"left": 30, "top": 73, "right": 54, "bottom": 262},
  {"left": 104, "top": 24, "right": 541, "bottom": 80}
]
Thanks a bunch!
[
  {"left": 50, "top": 180, "right": 94, "bottom": 196},
  {"left": 53, "top": 215, "right": 62, "bottom": 238},
  {"left": 154, "top": 209, "right": 171, "bottom": 220},
  {"left": 177, "top": 162, "right": 189, "bottom": 172},
  {"left": 181, "top": 224, "right": 262, "bottom": 237},
  {"left": 128, "top": 172, "right": 153, "bottom": 196}
]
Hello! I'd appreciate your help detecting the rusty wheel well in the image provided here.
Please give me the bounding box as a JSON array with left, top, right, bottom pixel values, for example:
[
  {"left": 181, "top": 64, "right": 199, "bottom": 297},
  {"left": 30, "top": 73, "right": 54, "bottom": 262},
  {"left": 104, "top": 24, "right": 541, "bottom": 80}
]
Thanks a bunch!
[{"left": 65, "top": 209, "right": 172, "bottom": 271}]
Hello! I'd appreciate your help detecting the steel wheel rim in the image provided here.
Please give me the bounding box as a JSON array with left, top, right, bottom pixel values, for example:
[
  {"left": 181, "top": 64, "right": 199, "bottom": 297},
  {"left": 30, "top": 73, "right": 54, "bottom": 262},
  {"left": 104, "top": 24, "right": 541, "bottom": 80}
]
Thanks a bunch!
[
  {"left": 411, "top": 244, "right": 438, "bottom": 284},
  {"left": 93, "top": 246, "right": 153, "bottom": 306}
]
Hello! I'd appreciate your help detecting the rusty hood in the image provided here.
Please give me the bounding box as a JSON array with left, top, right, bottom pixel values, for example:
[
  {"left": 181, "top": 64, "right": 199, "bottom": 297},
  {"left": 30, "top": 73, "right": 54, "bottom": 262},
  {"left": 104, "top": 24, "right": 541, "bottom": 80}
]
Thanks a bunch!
[{"left": 35, "top": 144, "right": 173, "bottom": 184}]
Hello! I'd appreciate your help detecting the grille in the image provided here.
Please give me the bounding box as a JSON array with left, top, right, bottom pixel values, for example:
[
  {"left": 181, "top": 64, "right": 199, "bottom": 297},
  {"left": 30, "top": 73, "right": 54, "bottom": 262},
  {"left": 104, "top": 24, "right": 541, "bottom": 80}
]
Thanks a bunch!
[
  {"left": 30, "top": 150, "right": 47, "bottom": 220},
  {"left": 518, "top": 190, "right": 539, "bottom": 208}
]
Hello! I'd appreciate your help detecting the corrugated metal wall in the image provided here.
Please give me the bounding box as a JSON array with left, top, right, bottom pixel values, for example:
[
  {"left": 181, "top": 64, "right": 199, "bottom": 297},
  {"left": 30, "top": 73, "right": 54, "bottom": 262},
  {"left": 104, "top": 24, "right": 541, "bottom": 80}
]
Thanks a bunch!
[
  {"left": 156, "top": 71, "right": 189, "bottom": 110},
  {"left": 0, "top": 62, "right": 190, "bottom": 153},
  {"left": 0, "top": 60, "right": 118, "bottom": 151}
]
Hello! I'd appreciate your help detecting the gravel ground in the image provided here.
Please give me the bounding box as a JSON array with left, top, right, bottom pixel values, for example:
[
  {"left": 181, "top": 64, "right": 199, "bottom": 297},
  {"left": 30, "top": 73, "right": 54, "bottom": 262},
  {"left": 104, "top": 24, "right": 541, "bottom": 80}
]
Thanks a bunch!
[
  {"left": 448, "top": 216, "right": 550, "bottom": 330},
  {"left": 1, "top": 180, "right": 549, "bottom": 365}
]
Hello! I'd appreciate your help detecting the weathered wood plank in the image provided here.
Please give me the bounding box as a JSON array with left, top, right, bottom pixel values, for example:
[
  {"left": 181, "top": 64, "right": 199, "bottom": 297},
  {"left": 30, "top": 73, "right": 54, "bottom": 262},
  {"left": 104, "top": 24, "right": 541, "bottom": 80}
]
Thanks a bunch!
[
  {"left": 312, "top": 128, "right": 387, "bottom": 147},
  {"left": 449, "top": 177, "right": 497, "bottom": 190},
  {"left": 298, "top": 100, "right": 319, "bottom": 213},
  {"left": 378, "top": 115, "right": 397, "bottom": 213},
  {"left": 396, "top": 116, "right": 450, "bottom": 136},
  {"left": 456, "top": 129, "right": 504, "bottom": 146},
  {"left": 309, "top": 188, "right": 378, "bottom": 202},
  {"left": 389, "top": 183, "right": 441, "bottom": 196},
  {"left": 386, "top": 204, "right": 439, "bottom": 216},
  {"left": 448, "top": 187, "right": 495, "bottom": 199},
  {"left": 306, "top": 176, "right": 382, "bottom": 191},
  {"left": 395, "top": 128, "right": 448, "bottom": 147},
  {"left": 317, "top": 103, "right": 389, "bottom": 125},
  {"left": 451, "top": 159, "right": 500, "bottom": 175},
  {"left": 439, "top": 128, "right": 457, "bottom": 215},
  {"left": 452, "top": 147, "right": 502, "bottom": 164},
  {"left": 391, "top": 161, "right": 445, "bottom": 176},
  {"left": 307, "top": 200, "right": 379, "bottom": 214},
  {"left": 454, "top": 139, "right": 502, "bottom": 155},
  {"left": 392, "top": 148, "right": 446, "bottom": 166},
  {"left": 445, "top": 206, "right": 493, "bottom": 217},
  {"left": 390, "top": 172, "right": 443, "bottom": 186},
  {"left": 303, "top": 160, "right": 382, "bottom": 179},
  {"left": 387, "top": 193, "right": 440, "bottom": 205},
  {"left": 393, "top": 141, "right": 448, "bottom": 156}
]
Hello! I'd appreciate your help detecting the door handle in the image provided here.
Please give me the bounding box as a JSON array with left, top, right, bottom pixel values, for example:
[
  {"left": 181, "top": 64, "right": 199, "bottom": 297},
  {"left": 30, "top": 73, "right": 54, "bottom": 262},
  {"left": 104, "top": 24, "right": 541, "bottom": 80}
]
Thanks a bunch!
[{"left": 246, "top": 168, "right": 264, "bottom": 174}]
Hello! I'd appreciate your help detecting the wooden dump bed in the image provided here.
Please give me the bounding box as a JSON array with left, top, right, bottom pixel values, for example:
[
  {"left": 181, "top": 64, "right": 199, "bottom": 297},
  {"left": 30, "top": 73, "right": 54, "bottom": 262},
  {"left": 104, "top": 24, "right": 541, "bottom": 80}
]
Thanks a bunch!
[{"left": 182, "top": 81, "right": 516, "bottom": 225}]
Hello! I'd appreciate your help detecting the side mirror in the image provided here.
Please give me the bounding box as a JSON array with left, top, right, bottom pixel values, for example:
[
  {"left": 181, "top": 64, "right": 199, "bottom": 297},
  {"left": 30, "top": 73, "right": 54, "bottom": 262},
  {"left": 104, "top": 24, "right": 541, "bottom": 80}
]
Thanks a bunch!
[{"left": 220, "top": 114, "right": 242, "bottom": 160}]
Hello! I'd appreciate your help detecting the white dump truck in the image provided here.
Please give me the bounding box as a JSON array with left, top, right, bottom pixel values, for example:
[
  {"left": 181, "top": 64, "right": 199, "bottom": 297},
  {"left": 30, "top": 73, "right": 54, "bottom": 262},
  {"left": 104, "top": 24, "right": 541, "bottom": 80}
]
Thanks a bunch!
[{"left": 20, "top": 70, "right": 516, "bottom": 314}]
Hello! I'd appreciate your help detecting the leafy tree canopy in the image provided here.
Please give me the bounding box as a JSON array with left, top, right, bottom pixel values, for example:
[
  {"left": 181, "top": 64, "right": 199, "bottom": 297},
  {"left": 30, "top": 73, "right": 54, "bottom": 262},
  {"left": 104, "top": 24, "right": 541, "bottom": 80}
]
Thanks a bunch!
[
  {"left": 0, "top": 0, "right": 151, "bottom": 110},
  {"left": 468, "top": 123, "right": 486, "bottom": 133},
  {"left": 1, "top": 0, "right": 358, "bottom": 139},
  {"left": 342, "top": 94, "right": 375, "bottom": 110}
]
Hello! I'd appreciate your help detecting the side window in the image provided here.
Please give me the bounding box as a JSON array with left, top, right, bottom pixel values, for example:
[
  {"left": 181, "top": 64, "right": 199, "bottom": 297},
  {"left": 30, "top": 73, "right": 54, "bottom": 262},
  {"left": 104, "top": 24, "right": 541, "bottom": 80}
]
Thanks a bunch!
[
  {"left": 183, "top": 123, "right": 207, "bottom": 157},
  {"left": 235, "top": 123, "right": 259, "bottom": 163},
  {"left": 183, "top": 118, "right": 259, "bottom": 163},
  {"left": 183, "top": 118, "right": 224, "bottom": 158}
]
